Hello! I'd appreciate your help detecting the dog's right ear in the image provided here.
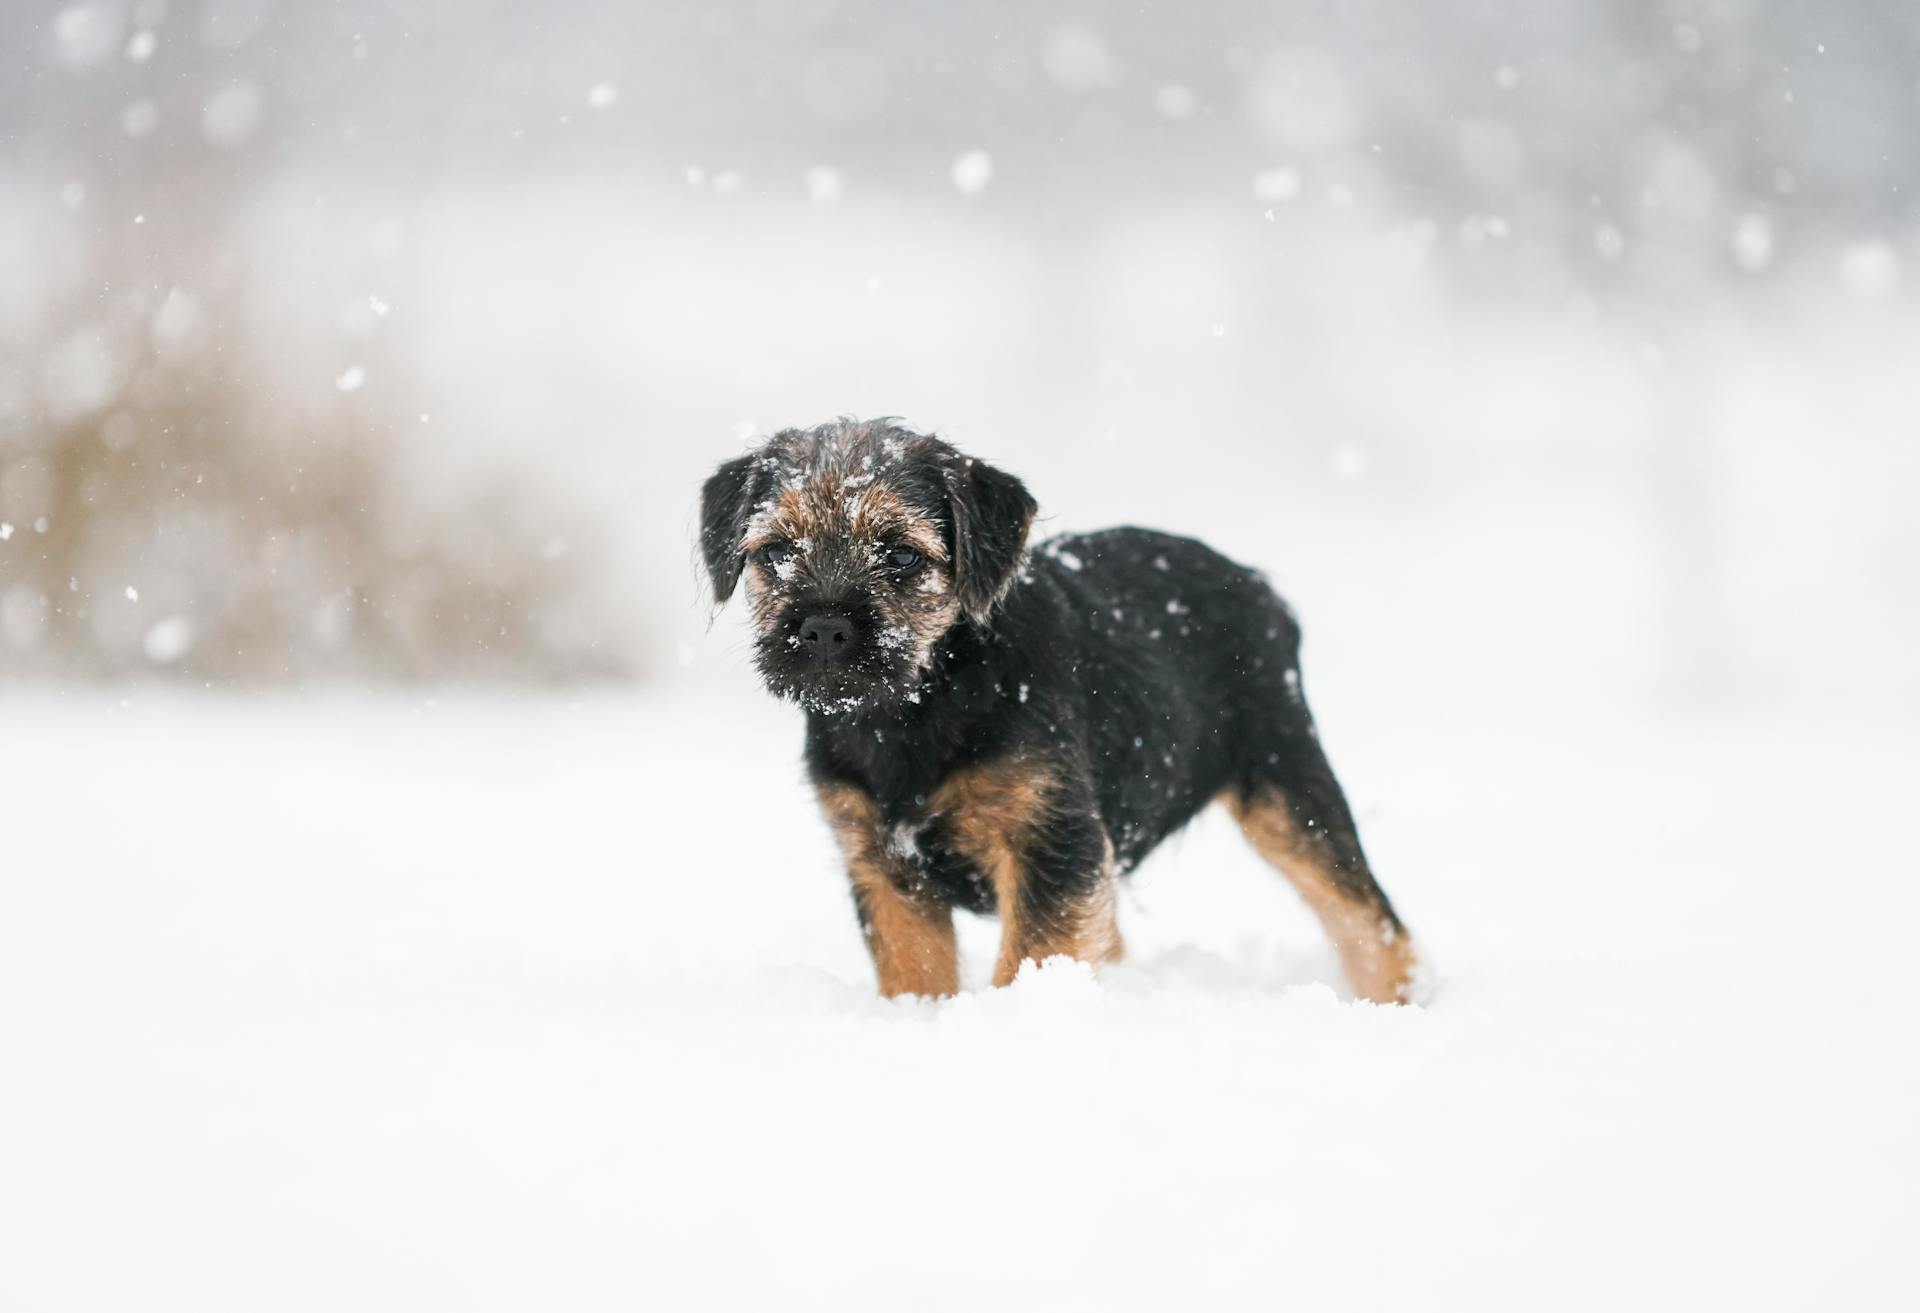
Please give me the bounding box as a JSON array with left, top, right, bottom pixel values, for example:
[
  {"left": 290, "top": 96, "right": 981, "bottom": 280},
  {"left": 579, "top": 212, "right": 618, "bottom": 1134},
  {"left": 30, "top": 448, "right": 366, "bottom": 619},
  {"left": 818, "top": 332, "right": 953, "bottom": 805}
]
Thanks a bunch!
[{"left": 700, "top": 453, "right": 764, "bottom": 604}]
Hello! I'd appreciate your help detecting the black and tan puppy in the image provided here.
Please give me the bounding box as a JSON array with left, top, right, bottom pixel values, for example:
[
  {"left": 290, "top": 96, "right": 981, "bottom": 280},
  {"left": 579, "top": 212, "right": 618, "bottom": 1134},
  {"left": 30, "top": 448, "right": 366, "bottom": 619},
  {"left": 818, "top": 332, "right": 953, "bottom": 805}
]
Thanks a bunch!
[{"left": 701, "top": 418, "right": 1421, "bottom": 1003}]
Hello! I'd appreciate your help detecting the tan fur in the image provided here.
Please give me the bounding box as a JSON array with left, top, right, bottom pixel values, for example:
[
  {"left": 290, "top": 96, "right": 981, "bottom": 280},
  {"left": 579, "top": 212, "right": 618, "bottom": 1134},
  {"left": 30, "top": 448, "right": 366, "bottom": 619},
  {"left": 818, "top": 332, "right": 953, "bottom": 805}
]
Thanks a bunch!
[
  {"left": 1223, "top": 789, "right": 1420, "bottom": 1004},
  {"left": 931, "top": 760, "right": 1124, "bottom": 986},
  {"left": 744, "top": 469, "right": 948, "bottom": 567},
  {"left": 739, "top": 456, "right": 959, "bottom": 675},
  {"left": 817, "top": 784, "right": 957, "bottom": 998}
]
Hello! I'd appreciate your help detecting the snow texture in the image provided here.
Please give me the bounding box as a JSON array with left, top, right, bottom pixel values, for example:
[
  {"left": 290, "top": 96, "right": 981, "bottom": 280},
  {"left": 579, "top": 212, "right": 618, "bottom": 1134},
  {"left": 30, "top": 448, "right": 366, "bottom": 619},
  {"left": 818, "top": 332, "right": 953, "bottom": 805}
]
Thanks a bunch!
[{"left": 0, "top": 694, "right": 1913, "bottom": 1311}]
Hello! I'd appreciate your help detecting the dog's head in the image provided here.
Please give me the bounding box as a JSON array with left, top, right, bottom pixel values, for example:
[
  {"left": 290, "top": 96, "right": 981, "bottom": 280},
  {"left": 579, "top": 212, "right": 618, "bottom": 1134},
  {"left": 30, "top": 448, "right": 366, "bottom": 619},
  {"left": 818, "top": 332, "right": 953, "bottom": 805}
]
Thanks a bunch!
[{"left": 701, "top": 418, "right": 1036, "bottom": 715}]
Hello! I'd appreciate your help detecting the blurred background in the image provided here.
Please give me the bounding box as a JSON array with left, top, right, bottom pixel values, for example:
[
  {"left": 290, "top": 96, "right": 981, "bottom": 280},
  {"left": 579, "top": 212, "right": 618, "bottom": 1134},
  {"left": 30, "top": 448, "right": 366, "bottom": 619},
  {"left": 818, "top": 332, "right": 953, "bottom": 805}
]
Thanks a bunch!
[
  {"left": 10, "top": 9, "right": 1920, "bottom": 1303},
  {"left": 2, "top": 0, "right": 1915, "bottom": 726}
]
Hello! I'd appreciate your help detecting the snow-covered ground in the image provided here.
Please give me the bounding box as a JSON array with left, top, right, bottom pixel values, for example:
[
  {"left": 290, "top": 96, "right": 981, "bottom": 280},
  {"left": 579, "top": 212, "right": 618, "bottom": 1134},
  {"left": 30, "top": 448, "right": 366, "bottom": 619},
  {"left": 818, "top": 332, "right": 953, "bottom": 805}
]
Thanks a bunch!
[{"left": 2, "top": 692, "right": 1914, "bottom": 1310}]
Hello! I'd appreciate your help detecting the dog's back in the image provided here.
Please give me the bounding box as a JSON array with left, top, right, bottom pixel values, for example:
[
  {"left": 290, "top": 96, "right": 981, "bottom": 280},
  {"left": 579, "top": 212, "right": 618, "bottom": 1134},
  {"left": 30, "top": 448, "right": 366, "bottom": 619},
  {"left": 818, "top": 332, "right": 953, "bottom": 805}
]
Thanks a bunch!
[{"left": 1013, "top": 527, "right": 1306, "bottom": 873}]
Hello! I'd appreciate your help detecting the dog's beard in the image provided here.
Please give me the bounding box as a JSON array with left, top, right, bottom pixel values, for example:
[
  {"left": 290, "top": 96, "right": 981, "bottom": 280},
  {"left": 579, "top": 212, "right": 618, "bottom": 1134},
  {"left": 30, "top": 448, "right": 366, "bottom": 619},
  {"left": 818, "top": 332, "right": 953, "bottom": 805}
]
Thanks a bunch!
[{"left": 752, "top": 618, "right": 936, "bottom": 717}]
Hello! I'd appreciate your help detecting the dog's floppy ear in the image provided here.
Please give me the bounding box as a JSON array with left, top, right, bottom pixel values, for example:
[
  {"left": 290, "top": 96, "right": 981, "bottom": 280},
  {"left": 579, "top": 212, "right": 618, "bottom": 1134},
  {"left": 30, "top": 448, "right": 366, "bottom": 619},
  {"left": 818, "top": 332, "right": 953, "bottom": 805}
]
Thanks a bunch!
[
  {"left": 943, "top": 456, "right": 1037, "bottom": 625},
  {"left": 700, "top": 453, "right": 765, "bottom": 604}
]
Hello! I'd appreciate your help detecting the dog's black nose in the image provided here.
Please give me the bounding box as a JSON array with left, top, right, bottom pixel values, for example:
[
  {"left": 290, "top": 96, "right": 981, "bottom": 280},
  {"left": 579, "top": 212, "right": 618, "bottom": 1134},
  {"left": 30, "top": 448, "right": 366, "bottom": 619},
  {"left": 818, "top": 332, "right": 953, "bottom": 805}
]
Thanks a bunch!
[{"left": 799, "top": 614, "right": 859, "bottom": 664}]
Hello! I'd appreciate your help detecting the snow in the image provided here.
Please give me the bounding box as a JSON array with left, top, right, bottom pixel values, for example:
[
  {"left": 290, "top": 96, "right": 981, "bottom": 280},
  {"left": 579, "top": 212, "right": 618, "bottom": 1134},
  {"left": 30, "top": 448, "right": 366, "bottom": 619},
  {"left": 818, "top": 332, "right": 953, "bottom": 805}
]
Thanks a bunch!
[
  {"left": 1154, "top": 84, "right": 1198, "bottom": 120},
  {"left": 152, "top": 287, "right": 203, "bottom": 349},
  {"left": 1733, "top": 213, "right": 1774, "bottom": 271},
  {"left": 950, "top": 149, "right": 994, "bottom": 196},
  {"left": 1042, "top": 25, "right": 1118, "bottom": 92},
  {"left": 52, "top": 3, "right": 123, "bottom": 69},
  {"left": 803, "top": 165, "right": 845, "bottom": 205},
  {"left": 120, "top": 99, "right": 158, "bottom": 140},
  {"left": 142, "top": 616, "right": 195, "bottom": 663},
  {"left": 201, "top": 81, "right": 264, "bottom": 149},
  {"left": 1247, "top": 49, "right": 1355, "bottom": 152},
  {"left": 41, "top": 327, "right": 117, "bottom": 421},
  {"left": 0, "top": 693, "right": 1913, "bottom": 1311},
  {"left": 1252, "top": 167, "right": 1302, "bottom": 202},
  {"left": 1839, "top": 241, "right": 1901, "bottom": 299},
  {"left": 198, "top": 0, "right": 276, "bottom": 51},
  {"left": 1329, "top": 443, "right": 1368, "bottom": 479},
  {"left": 0, "top": 586, "right": 47, "bottom": 649}
]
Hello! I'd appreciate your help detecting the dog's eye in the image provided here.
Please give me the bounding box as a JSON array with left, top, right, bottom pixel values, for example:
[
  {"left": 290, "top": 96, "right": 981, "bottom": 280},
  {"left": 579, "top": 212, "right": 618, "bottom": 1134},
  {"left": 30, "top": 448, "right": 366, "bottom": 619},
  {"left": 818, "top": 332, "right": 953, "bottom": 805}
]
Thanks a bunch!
[
  {"left": 884, "top": 545, "right": 923, "bottom": 573},
  {"left": 759, "top": 542, "right": 793, "bottom": 571}
]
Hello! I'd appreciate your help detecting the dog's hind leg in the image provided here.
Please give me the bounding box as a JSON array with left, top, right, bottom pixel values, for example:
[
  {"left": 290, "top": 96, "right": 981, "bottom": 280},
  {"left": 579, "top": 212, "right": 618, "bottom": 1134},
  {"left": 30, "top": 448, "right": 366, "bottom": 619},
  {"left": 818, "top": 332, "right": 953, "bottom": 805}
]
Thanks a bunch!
[{"left": 1224, "top": 727, "right": 1422, "bottom": 1004}]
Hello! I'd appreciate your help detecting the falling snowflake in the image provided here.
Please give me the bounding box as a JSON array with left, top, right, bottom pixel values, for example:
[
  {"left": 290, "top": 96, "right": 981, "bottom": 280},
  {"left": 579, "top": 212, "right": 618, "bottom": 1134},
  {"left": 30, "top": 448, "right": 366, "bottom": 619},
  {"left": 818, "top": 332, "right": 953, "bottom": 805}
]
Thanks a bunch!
[
  {"left": 951, "top": 149, "right": 994, "bottom": 196},
  {"left": 805, "top": 166, "right": 846, "bottom": 205},
  {"left": 1155, "top": 84, "right": 1198, "bottom": 119},
  {"left": 1731, "top": 215, "right": 1773, "bottom": 272},
  {"left": 143, "top": 617, "right": 194, "bottom": 664},
  {"left": 1252, "top": 169, "right": 1301, "bottom": 203},
  {"left": 201, "top": 80, "right": 264, "bottom": 148}
]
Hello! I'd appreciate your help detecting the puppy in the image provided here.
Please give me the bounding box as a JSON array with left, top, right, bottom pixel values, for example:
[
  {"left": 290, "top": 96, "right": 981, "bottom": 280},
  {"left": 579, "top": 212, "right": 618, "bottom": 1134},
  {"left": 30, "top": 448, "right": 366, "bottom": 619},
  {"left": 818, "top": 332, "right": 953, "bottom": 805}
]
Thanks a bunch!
[{"left": 701, "top": 418, "right": 1420, "bottom": 1002}]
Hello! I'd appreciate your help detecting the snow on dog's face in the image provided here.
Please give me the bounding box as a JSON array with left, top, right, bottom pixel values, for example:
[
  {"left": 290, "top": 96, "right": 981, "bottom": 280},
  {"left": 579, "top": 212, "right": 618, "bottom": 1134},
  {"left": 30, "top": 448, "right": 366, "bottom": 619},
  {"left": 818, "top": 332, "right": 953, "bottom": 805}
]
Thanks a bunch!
[{"left": 701, "top": 418, "right": 1035, "bottom": 716}]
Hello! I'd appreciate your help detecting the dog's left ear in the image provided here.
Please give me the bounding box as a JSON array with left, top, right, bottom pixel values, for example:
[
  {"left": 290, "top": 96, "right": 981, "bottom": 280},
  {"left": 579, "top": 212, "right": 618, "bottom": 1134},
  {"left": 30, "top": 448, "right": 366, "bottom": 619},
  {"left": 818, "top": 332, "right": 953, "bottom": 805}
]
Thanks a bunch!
[
  {"left": 943, "top": 456, "right": 1037, "bottom": 625},
  {"left": 700, "top": 453, "right": 765, "bottom": 604}
]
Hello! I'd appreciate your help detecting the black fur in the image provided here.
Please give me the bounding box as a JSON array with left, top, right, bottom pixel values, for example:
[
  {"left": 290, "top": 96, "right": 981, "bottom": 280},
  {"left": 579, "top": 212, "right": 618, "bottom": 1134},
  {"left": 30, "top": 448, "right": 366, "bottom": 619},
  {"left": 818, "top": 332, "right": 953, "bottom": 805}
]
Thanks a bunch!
[
  {"left": 803, "top": 529, "right": 1375, "bottom": 903},
  {"left": 942, "top": 458, "right": 1037, "bottom": 624},
  {"left": 700, "top": 418, "right": 1410, "bottom": 989},
  {"left": 699, "top": 453, "right": 763, "bottom": 604}
]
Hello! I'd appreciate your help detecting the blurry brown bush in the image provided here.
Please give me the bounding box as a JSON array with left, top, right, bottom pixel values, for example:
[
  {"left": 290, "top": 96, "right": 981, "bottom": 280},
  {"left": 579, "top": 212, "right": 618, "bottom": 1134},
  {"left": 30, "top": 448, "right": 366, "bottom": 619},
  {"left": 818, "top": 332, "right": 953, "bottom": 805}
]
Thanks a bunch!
[{"left": 0, "top": 318, "right": 636, "bottom": 683}]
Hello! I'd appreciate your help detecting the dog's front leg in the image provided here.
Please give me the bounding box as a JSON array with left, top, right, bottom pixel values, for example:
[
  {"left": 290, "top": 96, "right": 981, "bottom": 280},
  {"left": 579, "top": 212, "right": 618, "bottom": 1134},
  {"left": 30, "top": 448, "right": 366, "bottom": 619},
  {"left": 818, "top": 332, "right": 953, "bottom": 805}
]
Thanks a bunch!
[
  {"left": 816, "top": 782, "right": 957, "bottom": 998},
  {"left": 926, "top": 760, "right": 1125, "bottom": 987},
  {"left": 849, "top": 867, "right": 956, "bottom": 999}
]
